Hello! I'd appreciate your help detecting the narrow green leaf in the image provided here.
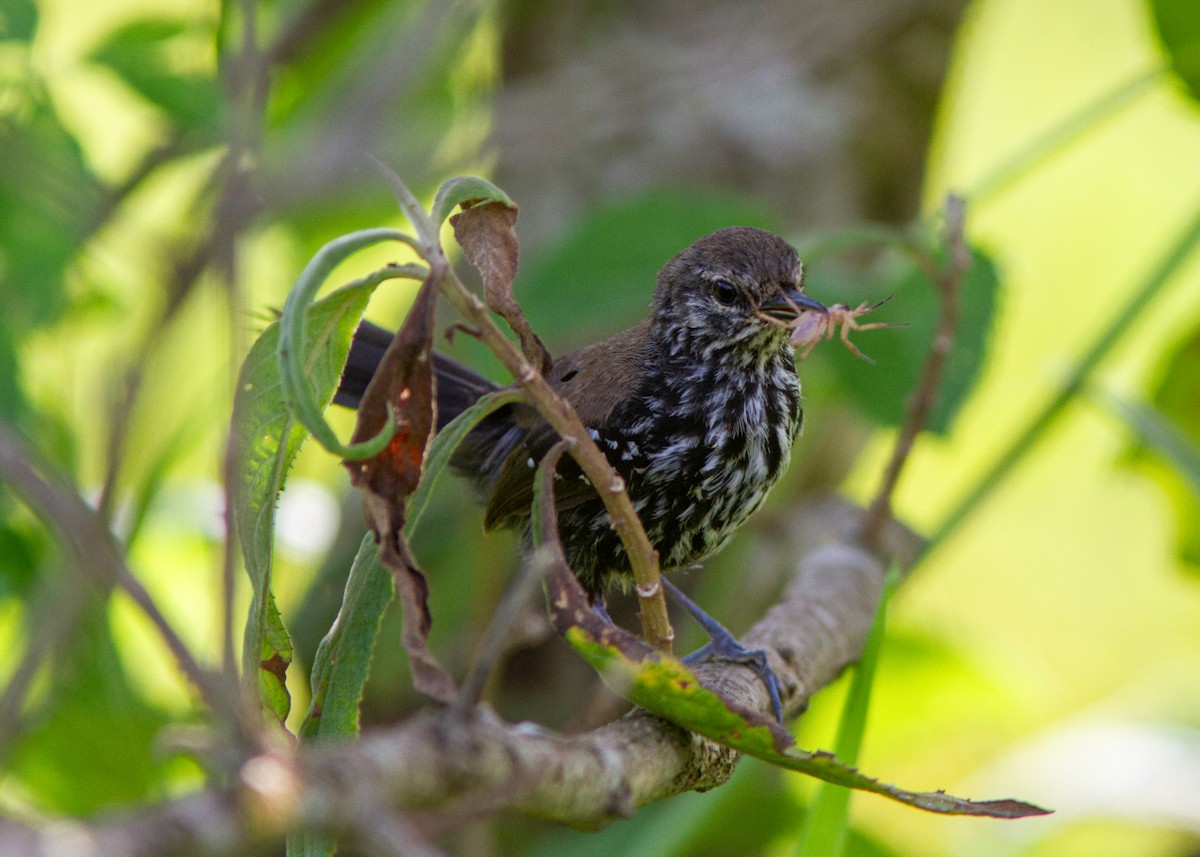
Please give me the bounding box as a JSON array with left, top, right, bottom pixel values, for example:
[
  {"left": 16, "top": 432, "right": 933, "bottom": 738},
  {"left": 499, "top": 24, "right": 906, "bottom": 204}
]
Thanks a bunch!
[
  {"left": 277, "top": 230, "right": 423, "bottom": 460},
  {"left": 368, "top": 157, "right": 440, "bottom": 250},
  {"left": 1097, "top": 390, "right": 1200, "bottom": 497},
  {"left": 232, "top": 277, "right": 379, "bottom": 720},
  {"left": 1095, "top": 385, "right": 1200, "bottom": 570},
  {"left": 288, "top": 540, "right": 396, "bottom": 855},
  {"left": 433, "top": 175, "right": 516, "bottom": 228},
  {"left": 562, "top": 626, "right": 1048, "bottom": 818},
  {"left": 299, "top": 534, "right": 395, "bottom": 741},
  {"left": 795, "top": 564, "right": 899, "bottom": 855},
  {"left": 405, "top": 388, "right": 524, "bottom": 537}
]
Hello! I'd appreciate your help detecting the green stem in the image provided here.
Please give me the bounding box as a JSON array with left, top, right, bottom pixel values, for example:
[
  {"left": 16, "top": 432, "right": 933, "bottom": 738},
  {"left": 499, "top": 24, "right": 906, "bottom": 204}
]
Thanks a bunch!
[
  {"left": 926, "top": 199, "right": 1200, "bottom": 554},
  {"left": 794, "top": 564, "right": 898, "bottom": 856},
  {"left": 277, "top": 229, "right": 424, "bottom": 460},
  {"left": 969, "top": 65, "right": 1164, "bottom": 205}
]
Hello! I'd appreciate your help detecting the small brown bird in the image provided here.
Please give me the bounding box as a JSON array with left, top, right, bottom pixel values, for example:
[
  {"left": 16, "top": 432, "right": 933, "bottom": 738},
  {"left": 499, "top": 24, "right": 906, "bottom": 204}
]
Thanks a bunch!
[{"left": 336, "top": 226, "right": 827, "bottom": 717}]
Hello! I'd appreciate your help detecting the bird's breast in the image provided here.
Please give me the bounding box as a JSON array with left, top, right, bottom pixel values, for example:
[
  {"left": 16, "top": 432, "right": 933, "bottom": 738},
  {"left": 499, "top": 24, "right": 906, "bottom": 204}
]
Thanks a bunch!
[{"left": 596, "top": 351, "right": 801, "bottom": 568}]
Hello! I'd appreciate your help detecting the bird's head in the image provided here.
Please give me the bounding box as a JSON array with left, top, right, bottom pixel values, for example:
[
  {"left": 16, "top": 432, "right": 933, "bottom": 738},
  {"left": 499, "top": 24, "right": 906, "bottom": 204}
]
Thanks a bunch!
[{"left": 653, "top": 226, "right": 826, "bottom": 357}]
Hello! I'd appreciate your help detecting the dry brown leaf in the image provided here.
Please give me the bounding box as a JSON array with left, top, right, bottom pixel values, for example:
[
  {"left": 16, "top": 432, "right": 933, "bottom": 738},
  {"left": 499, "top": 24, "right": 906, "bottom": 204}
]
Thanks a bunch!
[
  {"left": 451, "top": 200, "right": 552, "bottom": 375},
  {"left": 536, "top": 441, "right": 655, "bottom": 663},
  {"left": 343, "top": 272, "right": 456, "bottom": 703}
]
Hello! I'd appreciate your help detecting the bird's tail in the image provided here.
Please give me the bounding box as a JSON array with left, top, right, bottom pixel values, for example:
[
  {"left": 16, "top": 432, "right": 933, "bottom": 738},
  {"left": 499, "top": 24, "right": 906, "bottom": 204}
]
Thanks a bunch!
[{"left": 333, "top": 320, "right": 501, "bottom": 430}]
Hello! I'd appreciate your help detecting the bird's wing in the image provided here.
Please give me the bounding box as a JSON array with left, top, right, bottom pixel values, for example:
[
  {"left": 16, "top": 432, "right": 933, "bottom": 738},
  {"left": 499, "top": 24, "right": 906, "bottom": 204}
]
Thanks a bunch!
[
  {"left": 481, "top": 422, "right": 598, "bottom": 530},
  {"left": 482, "top": 324, "right": 651, "bottom": 530}
]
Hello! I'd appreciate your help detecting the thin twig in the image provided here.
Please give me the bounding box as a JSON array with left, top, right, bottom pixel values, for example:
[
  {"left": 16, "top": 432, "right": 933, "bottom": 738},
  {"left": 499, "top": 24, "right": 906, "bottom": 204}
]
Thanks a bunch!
[
  {"left": 0, "top": 566, "right": 92, "bottom": 758},
  {"left": 435, "top": 260, "right": 674, "bottom": 653},
  {"left": 858, "top": 194, "right": 968, "bottom": 552},
  {"left": 456, "top": 546, "right": 554, "bottom": 712},
  {"left": 0, "top": 424, "right": 238, "bottom": 728},
  {"left": 926, "top": 194, "right": 1200, "bottom": 554}
]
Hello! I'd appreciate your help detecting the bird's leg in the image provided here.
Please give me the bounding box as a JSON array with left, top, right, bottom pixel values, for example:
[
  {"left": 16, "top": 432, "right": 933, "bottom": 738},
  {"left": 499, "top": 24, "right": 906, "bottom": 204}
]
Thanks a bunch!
[
  {"left": 662, "top": 578, "right": 784, "bottom": 722},
  {"left": 590, "top": 594, "right": 615, "bottom": 627}
]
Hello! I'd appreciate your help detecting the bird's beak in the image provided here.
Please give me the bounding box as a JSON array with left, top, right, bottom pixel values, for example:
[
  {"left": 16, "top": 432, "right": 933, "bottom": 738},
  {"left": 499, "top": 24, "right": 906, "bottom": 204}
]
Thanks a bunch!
[{"left": 759, "top": 289, "right": 827, "bottom": 321}]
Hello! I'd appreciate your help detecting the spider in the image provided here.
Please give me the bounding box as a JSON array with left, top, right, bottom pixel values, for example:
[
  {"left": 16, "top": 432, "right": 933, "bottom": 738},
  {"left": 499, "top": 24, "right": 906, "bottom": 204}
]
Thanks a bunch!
[{"left": 757, "top": 296, "right": 898, "bottom": 363}]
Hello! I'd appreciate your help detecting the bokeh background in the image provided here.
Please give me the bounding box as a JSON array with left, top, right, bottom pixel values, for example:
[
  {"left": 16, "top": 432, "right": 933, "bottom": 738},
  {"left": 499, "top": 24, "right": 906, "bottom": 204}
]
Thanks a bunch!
[{"left": 2, "top": 0, "right": 1200, "bottom": 855}]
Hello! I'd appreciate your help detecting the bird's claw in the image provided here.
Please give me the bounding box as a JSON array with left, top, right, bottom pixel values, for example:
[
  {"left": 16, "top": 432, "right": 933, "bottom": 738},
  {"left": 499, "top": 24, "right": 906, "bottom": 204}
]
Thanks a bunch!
[
  {"left": 664, "top": 578, "right": 785, "bottom": 722},
  {"left": 682, "top": 639, "right": 785, "bottom": 723}
]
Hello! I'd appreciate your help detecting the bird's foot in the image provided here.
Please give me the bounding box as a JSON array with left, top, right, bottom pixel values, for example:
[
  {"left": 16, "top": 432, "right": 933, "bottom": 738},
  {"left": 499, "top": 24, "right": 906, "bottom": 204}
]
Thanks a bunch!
[
  {"left": 590, "top": 597, "right": 615, "bottom": 627},
  {"left": 681, "top": 638, "right": 784, "bottom": 723},
  {"left": 664, "top": 579, "right": 785, "bottom": 722}
]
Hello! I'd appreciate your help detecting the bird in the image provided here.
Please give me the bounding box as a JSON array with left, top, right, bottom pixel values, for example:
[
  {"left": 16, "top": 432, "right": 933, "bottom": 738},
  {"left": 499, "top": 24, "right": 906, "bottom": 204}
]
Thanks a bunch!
[{"left": 335, "top": 226, "right": 827, "bottom": 718}]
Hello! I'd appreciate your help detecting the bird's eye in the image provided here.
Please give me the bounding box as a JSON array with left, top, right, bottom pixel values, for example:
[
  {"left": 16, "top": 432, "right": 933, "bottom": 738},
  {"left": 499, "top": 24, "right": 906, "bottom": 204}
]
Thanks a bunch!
[{"left": 711, "top": 278, "right": 738, "bottom": 305}]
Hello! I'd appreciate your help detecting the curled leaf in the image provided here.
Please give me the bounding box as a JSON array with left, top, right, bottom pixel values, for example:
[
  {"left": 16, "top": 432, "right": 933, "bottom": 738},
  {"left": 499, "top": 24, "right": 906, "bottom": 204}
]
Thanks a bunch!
[
  {"left": 277, "top": 227, "right": 424, "bottom": 460},
  {"left": 433, "top": 175, "right": 516, "bottom": 228},
  {"left": 343, "top": 269, "right": 456, "bottom": 703},
  {"left": 451, "top": 199, "right": 552, "bottom": 374}
]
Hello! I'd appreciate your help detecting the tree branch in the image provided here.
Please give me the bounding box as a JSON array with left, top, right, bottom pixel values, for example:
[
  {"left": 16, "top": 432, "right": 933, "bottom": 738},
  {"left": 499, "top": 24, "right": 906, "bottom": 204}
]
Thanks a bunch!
[{"left": 0, "top": 500, "right": 917, "bottom": 856}]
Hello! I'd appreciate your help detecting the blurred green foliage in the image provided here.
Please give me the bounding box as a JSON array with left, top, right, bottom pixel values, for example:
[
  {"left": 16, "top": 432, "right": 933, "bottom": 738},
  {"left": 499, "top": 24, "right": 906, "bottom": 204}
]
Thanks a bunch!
[
  {"left": 1, "top": 1, "right": 1200, "bottom": 856},
  {"left": 1150, "top": 0, "right": 1200, "bottom": 102},
  {"left": 1119, "top": 324, "right": 1200, "bottom": 572}
]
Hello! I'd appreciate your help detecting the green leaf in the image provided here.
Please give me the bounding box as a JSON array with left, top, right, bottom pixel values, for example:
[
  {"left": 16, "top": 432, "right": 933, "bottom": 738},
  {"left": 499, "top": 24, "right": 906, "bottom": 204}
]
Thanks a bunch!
[
  {"left": 0, "top": 85, "right": 102, "bottom": 420},
  {"left": 370, "top": 158, "right": 440, "bottom": 250},
  {"left": 1149, "top": 0, "right": 1200, "bottom": 103},
  {"left": 1099, "top": 391, "right": 1200, "bottom": 498},
  {"left": 90, "top": 19, "right": 221, "bottom": 134},
  {"left": 289, "top": 537, "right": 395, "bottom": 857},
  {"left": 232, "top": 277, "right": 380, "bottom": 722},
  {"left": 811, "top": 246, "right": 1000, "bottom": 434},
  {"left": 562, "top": 626, "right": 1048, "bottom": 818},
  {"left": 7, "top": 607, "right": 170, "bottom": 814},
  {"left": 433, "top": 175, "right": 516, "bottom": 227},
  {"left": 0, "top": 514, "right": 44, "bottom": 600},
  {"left": 406, "top": 388, "right": 525, "bottom": 537},
  {"left": 0, "top": 0, "right": 37, "bottom": 41},
  {"left": 299, "top": 535, "right": 395, "bottom": 741}
]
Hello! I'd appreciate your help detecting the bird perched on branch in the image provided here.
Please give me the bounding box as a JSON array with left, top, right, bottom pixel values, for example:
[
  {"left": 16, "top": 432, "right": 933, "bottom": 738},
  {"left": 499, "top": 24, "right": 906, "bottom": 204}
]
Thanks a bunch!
[{"left": 336, "top": 226, "right": 827, "bottom": 718}]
